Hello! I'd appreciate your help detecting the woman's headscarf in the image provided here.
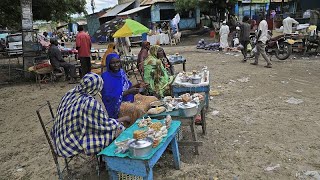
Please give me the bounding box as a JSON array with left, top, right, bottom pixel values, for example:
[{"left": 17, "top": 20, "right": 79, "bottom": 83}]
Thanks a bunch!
[
  {"left": 51, "top": 73, "right": 123, "bottom": 157},
  {"left": 101, "top": 53, "right": 132, "bottom": 119}
]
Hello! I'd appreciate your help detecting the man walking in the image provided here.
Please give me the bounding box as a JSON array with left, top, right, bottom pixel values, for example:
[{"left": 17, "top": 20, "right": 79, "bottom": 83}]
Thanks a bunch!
[
  {"left": 219, "top": 20, "right": 230, "bottom": 50},
  {"left": 251, "top": 15, "right": 272, "bottom": 68},
  {"left": 76, "top": 26, "right": 92, "bottom": 77},
  {"left": 240, "top": 16, "right": 251, "bottom": 62}
]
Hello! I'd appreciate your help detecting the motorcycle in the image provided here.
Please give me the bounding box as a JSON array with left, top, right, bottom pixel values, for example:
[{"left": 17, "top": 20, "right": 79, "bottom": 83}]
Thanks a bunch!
[{"left": 247, "top": 31, "right": 294, "bottom": 60}]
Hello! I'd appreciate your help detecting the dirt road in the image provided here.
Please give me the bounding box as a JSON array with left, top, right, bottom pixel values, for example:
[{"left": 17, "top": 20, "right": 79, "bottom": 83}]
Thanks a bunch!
[{"left": 1, "top": 39, "right": 320, "bottom": 179}]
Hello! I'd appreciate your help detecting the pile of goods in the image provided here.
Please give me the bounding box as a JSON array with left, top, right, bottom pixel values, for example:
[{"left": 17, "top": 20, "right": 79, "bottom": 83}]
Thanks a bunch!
[
  {"left": 177, "top": 67, "right": 208, "bottom": 84},
  {"left": 114, "top": 116, "right": 172, "bottom": 157},
  {"left": 196, "top": 39, "right": 220, "bottom": 51}
]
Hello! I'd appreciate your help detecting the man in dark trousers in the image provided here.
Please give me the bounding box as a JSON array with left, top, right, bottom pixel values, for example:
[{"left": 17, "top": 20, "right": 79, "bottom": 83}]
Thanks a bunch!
[
  {"left": 240, "top": 16, "right": 251, "bottom": 62},
  {"left": 48, "top": 38, "right": 77, "bottom": 83},
  {"left": 76, "top": 26, "right": 92, "bottom": 77}
]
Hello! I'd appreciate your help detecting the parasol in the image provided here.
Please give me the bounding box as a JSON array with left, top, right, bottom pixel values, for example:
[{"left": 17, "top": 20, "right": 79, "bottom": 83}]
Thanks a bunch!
[
  {"left": 113, "top": 19, "right": 149, "bottom": 38},
  {"left": 93, "top": 18, "right": 125, "bottom": 39}
]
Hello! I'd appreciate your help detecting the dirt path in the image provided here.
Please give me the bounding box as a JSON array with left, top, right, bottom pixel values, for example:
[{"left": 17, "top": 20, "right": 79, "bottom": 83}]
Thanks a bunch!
[{"left": 1, "top": 41, "right": 320, "bottom": 179}]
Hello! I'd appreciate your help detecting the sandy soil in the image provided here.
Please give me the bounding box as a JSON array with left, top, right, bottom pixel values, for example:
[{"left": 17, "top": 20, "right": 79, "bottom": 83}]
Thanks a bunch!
[{"left": 1, "top": 36, "right": 320, "bottom": 180}]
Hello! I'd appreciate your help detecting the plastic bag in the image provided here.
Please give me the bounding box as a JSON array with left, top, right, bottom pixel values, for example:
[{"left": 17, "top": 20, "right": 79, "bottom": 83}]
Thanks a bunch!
[{"left": 247, "top": 43, "right": 252, "bottom": 51}]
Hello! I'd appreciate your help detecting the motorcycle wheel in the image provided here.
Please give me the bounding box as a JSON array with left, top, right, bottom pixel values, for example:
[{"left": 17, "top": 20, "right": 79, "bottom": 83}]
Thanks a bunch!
[{"left": 275, "top": 42, "right": 292, "bottom": 60}]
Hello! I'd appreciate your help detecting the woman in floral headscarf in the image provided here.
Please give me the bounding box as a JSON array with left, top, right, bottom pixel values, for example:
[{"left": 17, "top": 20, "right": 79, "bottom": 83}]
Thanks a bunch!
[
  {"left": 51, "top": 73, "right": 129, "bottom": 157},
  {"left": 144, "top": 45, "right": 174, "bottom": 98}
]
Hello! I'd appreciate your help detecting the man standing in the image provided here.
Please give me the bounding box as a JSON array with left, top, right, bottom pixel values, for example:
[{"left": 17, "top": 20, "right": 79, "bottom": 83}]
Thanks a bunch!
[
  {"left": 48, "top": 38, "right": 77, "bottom": 83},
  {"left": 283, "top": 15, "right": 299, "bottom": 34},
  {"left": 251, "top": 15, "right": 272, "bottom": 68},
  {"left": 240, "top": 16, "right": 251, "bottom": 62},
  {"left": 219, "top": 20, "right": 230, "bottom": 50},
  {"left": 76, "top": 26, "right": 92, "bottom": 77}
]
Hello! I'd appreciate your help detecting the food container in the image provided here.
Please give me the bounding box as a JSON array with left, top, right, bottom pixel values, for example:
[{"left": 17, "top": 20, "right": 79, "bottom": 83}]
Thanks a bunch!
[
  {"left": 191, "top": 75, "right": 201, "bottom": 84},
  {"left": 150, "top": 100, "right": 165, "bottom": 108},
  {"left": 180, "top": 76, "right": 189, "bottom": 83},
  {"left": 128, "top": 138, "right": 153, "bottom": 158},
  {"left": 178, "top": 102, "right": 198, "bottom": 117}
]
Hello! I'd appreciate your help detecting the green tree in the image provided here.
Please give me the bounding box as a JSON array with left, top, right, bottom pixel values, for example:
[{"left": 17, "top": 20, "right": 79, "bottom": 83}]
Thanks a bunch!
[
  {"left": 175, "top": 0, "right": 199, "bottom": 12},
  {"left": 0, "top": 0, "right": 87, "bottom": 30}
]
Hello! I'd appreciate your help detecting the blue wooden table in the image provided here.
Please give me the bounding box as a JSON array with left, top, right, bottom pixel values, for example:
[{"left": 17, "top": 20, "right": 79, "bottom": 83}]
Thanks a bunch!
[{"left": 101, "top": 121, "right": 181, "bottom": 180}]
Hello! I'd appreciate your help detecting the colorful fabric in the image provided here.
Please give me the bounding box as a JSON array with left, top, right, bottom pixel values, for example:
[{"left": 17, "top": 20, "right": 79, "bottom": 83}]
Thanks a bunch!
[
  {"left": 51, "top": 73, "right": 124, "bottom": 158},
  {"left": 143, "top": 45, "right": 173, "bottom": 97},
  {"left": 101, "top": 53, "right": 133, "bottom": 119}
]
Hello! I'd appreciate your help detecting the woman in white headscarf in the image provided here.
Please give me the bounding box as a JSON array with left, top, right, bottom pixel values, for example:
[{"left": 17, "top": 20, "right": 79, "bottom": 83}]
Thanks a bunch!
[{"left": 219, "top": 20, "right": 230, "bottom": 49}]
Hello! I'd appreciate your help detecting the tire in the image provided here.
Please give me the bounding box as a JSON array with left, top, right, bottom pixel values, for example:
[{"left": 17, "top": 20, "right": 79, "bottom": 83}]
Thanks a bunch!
[{"left": 275, "top": 42, "right": 292, "bottom": 60}]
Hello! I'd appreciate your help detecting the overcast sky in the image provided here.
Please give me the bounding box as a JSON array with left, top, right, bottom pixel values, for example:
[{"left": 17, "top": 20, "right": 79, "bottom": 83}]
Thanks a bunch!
[{"left": 85, "top": 0, "right": 118, "bottom": 14}]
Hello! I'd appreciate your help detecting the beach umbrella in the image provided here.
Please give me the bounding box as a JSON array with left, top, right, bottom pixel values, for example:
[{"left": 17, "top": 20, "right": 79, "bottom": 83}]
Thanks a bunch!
[
  {"left": 93, "top": 18, "right": 125, "bottom": 39},
  {"left": 113, "top": 19, "right": 149, "bottom": 38}
]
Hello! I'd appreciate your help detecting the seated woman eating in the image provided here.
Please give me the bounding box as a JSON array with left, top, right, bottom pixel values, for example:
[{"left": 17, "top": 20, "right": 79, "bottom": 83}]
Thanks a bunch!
[
  {"left": 101, "top": 53, "right": 157, "bottom": 126},
  {"left": 51, "top": 73, "right": 130, "bottom": 158},
  {"left": 144, "top": 45, "right": 174, "bottom": 98}
]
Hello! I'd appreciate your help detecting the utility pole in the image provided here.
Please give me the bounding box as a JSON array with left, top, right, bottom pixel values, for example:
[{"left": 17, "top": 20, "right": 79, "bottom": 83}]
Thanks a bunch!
[
  {"left": 91, "top": 0, "right": 95, "bottom": 13},
  {"left": 21, "top": 0, "right": 34, "bottom": 78},
  {"left": 250, "top": 0, "right": 252, "bottom": 19}
]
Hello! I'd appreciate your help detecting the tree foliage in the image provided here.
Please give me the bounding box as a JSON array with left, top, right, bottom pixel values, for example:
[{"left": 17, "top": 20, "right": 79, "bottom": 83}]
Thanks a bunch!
[
  {"left": 175, "top": 0, "right": 199, "bottom": 12},
  {"left": 0, "top": 0, "right": 87, "bottom": 30}
]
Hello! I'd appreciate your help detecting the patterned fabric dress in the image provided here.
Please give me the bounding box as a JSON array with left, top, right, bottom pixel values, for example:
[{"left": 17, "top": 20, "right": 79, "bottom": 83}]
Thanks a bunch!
[
  {"left": 143, "top": 45, "right": 174, "bottom": 98},
  {"left": 51, "top": 73, "right": 124, "bottom": 158}
]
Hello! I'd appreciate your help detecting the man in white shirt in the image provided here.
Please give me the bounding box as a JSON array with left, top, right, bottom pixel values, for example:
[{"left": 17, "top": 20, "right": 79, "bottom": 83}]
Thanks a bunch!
[
  {"left": 283, "top": 15, "right": 299, "bottom": 34},
  {"left": 251, "top": 15, "right": 272, "bottom": 68},
  {"left": 219, "top": 20, "right": 230, "bottom": 49}
]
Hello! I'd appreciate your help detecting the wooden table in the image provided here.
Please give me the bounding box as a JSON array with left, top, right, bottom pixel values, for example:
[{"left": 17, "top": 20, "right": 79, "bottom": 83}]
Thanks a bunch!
[
  {"left": 168, "top": 56, "right": 186, "bottom": 72},
  {"left": 146, "top": 100, "right": 206, "bottom": 155},
  {"left": 101, "top": 120, "right": 181, "bottom": 180},
  {"left": 171, "top": 72, "right": 210, "bottom": 110}
]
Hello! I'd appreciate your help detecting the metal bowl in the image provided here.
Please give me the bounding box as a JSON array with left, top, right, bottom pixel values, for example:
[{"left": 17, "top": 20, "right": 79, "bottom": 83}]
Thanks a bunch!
[
  {"left": 178, "top": 102, "right": 198, "bottom": 117},
  {"left": 128, "top": 138, "right": 153, "bottom": 158},
  {"left": 180, "top": 76, "right": 189, "bottom": 83},
  {"left": 191, "top": 75, "right": 201, "bottom": 84}
]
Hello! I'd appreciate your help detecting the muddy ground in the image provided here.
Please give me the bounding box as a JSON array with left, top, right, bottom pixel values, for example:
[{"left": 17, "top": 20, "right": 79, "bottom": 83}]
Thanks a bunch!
[{"left": 1, "top": 35, "right": 320, "bottom": 180}]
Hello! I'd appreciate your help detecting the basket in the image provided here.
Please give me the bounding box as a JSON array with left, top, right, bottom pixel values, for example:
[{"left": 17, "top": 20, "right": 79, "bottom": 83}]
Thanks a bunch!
[
  {"left": 118, "top": 172, "right": 143, "bottom": 180},
  {"left": 34, "top": 66, "right": 53, "bottom": 74},
  {"left": 176, "top": 127, "right": 183, "bottom": 141}
]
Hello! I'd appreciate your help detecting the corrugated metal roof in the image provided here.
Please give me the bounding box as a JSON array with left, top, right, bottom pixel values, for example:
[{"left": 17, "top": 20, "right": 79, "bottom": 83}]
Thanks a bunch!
[
  {"left": 100, "top": 1, "right": 135, "bottom": 17},
  {"left": 140, "top": 0, "right": 175, "bottom": 6},
  {"left": 117, "top": 5, "right": 151, "bottom": 16}
]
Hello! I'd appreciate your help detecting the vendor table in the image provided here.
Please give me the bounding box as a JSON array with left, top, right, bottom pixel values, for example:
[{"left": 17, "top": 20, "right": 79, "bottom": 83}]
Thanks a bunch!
[
  {"left": 171, "top": 71, "right": 210, "bottom": 110},
  {"left": 99, "top": 120, "right": 181, "bottom": 180},
  {"left": 146, "top": 100, "right": 206, "bottom": 155},
  {"left": 168, "top": 55, "right": 186, "bottom": 72}
]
